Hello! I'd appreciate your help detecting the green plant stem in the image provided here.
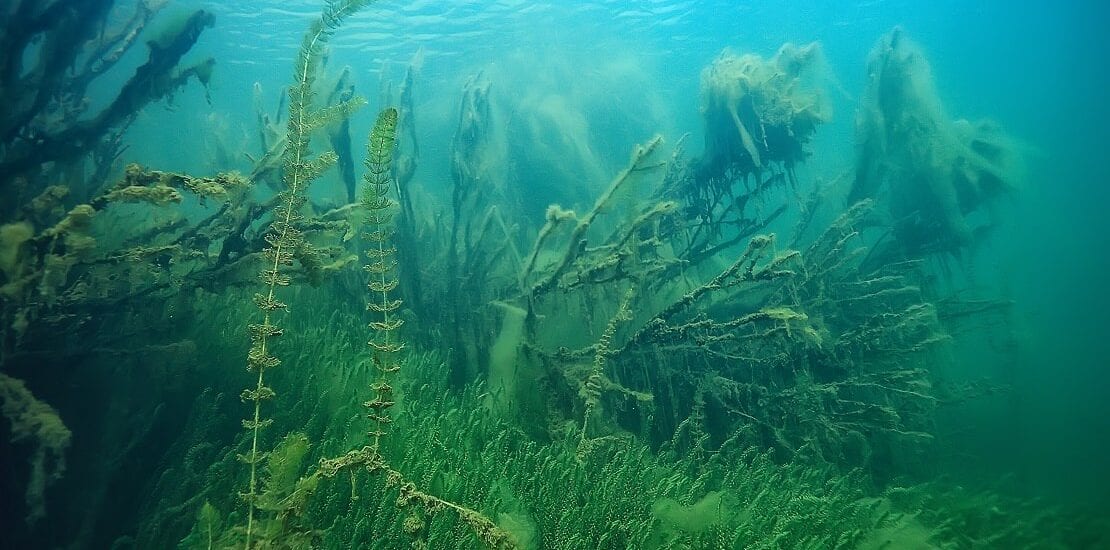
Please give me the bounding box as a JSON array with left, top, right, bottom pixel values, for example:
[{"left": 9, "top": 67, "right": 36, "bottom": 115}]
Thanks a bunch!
[{"left": 244, "top": 12, "right": 320, "bottom": 549}]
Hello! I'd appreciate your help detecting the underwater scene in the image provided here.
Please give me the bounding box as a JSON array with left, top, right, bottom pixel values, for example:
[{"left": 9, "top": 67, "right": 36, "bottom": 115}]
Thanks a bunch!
[{"left": 2, "top": 0, "right": 1109, "bottom": 548}]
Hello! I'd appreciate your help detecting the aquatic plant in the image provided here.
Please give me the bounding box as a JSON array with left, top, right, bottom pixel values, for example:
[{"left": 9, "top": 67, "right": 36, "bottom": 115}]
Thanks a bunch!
[
  {"left": 0, "top": 372, "right": 71, "bottom": 524},
  {"left": 0, "top": 1, "right": 214, "bottom": 201},
  {"left": 0, "top": 1, "right": 219, "bottom": 367},
  {"left": 576, "top": 286, "right": 643, "bottom": 460},
  {"left": 851, "top": 28, "right": 1019, "bottom": 261},
  {"left": 208, "top": 3, "right": 517, "bottom": 547},
  {"left": 312, "top": 105, "right": 519, "bottom": 549},
  {"left": 238, "top": 1, "right": 370, "bottom": 545},
  {"left": 0, "top": 162, "right": 254, "bottom": 371},
  {"left": 358, "top": 106, "right": 404, "bottom": 453},
  {"left": 4, "top": 2, "right": 1100, "bottom": 545},
  {"left": 443, "top": 73, "right": 505, "bottom": 381},
  {"left": 477, "top": 119, "right": 941, "bottom": 476},
  {"left": 697, "top": 41, "right": 827, "bottom": 183}
]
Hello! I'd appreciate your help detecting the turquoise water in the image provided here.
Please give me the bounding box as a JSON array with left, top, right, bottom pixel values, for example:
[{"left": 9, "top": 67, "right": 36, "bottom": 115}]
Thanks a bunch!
[{"left": 2, "top": 1, "right": 1108, "bottom": 547}]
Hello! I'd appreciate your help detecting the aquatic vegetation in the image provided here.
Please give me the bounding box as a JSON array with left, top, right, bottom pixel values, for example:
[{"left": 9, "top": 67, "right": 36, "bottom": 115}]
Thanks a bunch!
[
  {"left": 237, "top": 1, "right": 371, "bottom": 545},
  {"left": 1, "top": 1, "right": 1105, "bottom": 548},
  {"left": 851, "top": 28, "right": 1020, "bottom": 261},
  {"left": 0, "top": 162, "right": 254, "bottom": 364},
  {"left": 494, "top": 126, "right": 940, "bottom": 475},
  {"left": 0, "top": 0, "right": 219, "bottom": 362},
  {"left": 0, "top": 372, "right": 71, "bottom": 524},
  {"left": 360, "top": 107, "right": 404, "bottom": 453},
  {"left": 685, "top": 41, "right": 828, "bottom": 242},
  {"left": 189, "top": 5, "right": 517, "bottom": 546},
  {"left": 0, "top": 1, "right": 213, "bottom": 194},
  {"left": 314, "top": 102, "right": 518, "bottom": 550},
  {"left": 698, "top": 41, "right": 827, "bottom": 182}
]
